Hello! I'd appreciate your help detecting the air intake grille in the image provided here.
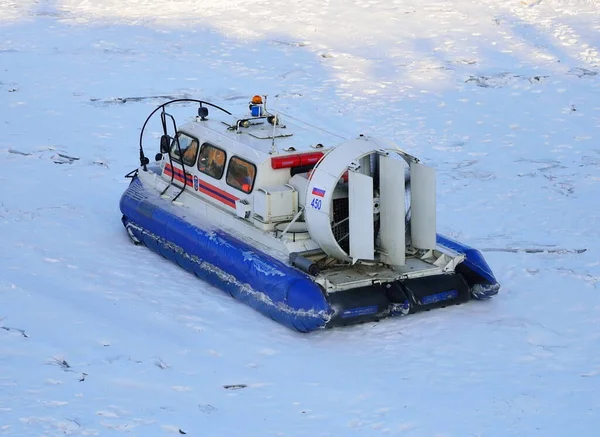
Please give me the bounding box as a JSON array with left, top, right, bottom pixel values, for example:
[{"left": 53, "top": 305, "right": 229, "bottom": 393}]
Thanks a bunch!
[{"left": 332, "top": 197, "right": 349, "bottom": 251}]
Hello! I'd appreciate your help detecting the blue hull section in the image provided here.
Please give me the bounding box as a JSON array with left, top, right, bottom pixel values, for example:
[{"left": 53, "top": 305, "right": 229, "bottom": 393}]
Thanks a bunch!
[
  {"left": 437, "top": 234, "right": 500, "bottom": 299},
  {"left": 120, "top": 176, "right": 333, "bottom": 332}
]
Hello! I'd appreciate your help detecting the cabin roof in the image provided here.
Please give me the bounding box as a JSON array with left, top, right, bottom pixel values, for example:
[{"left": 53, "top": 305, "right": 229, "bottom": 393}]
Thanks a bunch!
[{"left": 179, "top": 107, "right": 346, "bottom": 163}]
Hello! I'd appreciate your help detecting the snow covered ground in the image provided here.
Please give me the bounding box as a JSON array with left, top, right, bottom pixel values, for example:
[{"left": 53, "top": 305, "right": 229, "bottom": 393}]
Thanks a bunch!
[{"left": 1, "top": 0, "right": 599, "bottom": 435}]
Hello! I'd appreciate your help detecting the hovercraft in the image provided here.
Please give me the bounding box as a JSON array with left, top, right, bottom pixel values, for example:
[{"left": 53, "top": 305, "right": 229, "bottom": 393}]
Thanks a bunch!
[{"left": 119, "top": 95, "right": 499, "bottom": 332}]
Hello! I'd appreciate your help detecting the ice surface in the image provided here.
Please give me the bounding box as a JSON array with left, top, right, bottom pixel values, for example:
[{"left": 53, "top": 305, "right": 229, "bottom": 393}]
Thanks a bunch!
[{"left": 1, "top": 0, "right": 599, "bottom": 435}]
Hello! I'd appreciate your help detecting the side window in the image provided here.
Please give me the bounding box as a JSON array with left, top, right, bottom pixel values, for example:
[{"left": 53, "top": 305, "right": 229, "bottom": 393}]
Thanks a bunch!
[
  {"left": 226, "top": 156, "right": 256, "bottom": 194},
  {"left": 169, "top": 132, "right": 198, "bottom": 167},
  {"left": 197, "top": 143, "right": 227, "bottom": 180}
]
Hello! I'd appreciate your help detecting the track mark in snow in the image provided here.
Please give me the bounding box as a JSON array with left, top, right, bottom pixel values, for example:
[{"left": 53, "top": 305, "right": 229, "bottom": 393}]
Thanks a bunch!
[
  {"left": 50, "top": 153, "right": 80, "bottom": 165},
  {"left": 154, "top": 357, "right": 170, "bottom": 369},
  {"left": 452, "top": 58, "right": 477, "bottom": 65},
  {"left": 171, "top": 385, "right": 192, "bottom": 392},
  {"left": 97, "top": 410, "right": 119, "bottom": 418},
  {"left": 271, "top": 39, "right": 307, "bottom": 47},
  {"left": 47, "top": 357, "right": 88, "bottom": 383},
  {"left": 569, "top": 67, "right": 598, "bottom": 77},
  {"left": 556, "top": 267, "right": 599, "bottom": 288},
  {"left": 161, "top": 425, "right": 187, "bottom": 434},
  {"left": 5, "top": 147, "right": 107, "bottom": 171},
  {"left": 223, "top": 384, "right": 247, "bottom": 390},
  {"left": 433, "top": 142, "right": 464, "bottom": 152},
  {"left": 101, "top": 422, "right": 136, "bottom": 431},
  {"left": 465, "top": 73, "right": 549, "bottom": 88},
  {"left": 452, "top": 159, "right": 478, "bottom": 169},
  {"left": 41, "top": 400, "right": 69, "bottom": 407},
  {"left": 49, "top": 357, "right": 72, "bottom": 371},
  {"left": 482, "top": 247, "right": 587, "bottom": 254},
  {"left": 7, "top": 148, "right": 31, "bottom": 156},
  {"left": 198, "top": 404, "right": 218, "bottom": 414},
  {"left": 523, "top": 0, "right": 543, "bottom": 7},
  {"left": 0, "top": 324, "right": 28, "bottom": 338},
  {"left": 43, "top": 257, "right": 62, "bottom": 263},
  {"left": 97, "top": 409, "right": 154, "bottom": 431},
  {"left": 453, "top": 170, "right": 496, "bottom": 181},
  {"left": 89, "top": 94, "right": 192, "bottom": 106},
  {"left": 18, "top": 416, "right": 96, "bottom": 435}
]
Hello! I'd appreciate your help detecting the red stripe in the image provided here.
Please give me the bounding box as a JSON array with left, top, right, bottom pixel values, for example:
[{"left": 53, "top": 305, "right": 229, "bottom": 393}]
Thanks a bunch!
[
  {"left": 198, "top": 178, "right": 238, "bottom": 202},
  {"left": 164, "top": 166, "right": 193, "bottom": 187},
  {"left": 164, "top": 164, "right": 238, "bottom": 209},
  {"left": 165, "top": 163, "right": 193, "bottom": 182},
  {"left": 166, "top": 171, "right": 193, "bottom": 188},
  {"left": 198, "top": 185, "right": 236, "bottom": 208}
]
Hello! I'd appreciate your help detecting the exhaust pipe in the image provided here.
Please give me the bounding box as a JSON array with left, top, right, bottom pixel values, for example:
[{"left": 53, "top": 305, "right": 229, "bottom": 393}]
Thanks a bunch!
[{"left": 289, "top": 252, "right": 320, "bottom": 276}]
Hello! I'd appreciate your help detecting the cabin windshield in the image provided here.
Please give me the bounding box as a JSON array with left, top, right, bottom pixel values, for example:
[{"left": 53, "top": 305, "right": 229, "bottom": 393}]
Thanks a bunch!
[{"left": 170, "top": 132, "right": 198, "bottom": 167}]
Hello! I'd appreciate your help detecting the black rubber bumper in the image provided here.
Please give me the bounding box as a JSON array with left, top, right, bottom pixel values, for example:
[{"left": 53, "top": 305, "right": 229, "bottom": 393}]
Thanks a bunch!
[{"left": 326, "top": 273, "right": 471, "bottom": 328}]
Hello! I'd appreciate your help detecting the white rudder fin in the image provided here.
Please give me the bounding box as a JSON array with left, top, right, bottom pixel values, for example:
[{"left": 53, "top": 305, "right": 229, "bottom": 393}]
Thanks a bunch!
[
  {"left": 410, "top": 161, "right": 436, "bottom": 250},
  {"left": 348, "top": 170, "right": 374, "bottom": 262},
  {"left": 379, "top": 155, "right": 406, "bottom": 265}
]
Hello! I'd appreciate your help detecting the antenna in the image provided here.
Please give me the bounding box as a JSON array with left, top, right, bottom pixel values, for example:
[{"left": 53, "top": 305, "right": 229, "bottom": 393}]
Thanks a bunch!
[
  {"left": 268, "top": 95, "right": 279, "bottom": 155},
  {"left": 270, "top": 113, "right": 278, "bottom": 154}
]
